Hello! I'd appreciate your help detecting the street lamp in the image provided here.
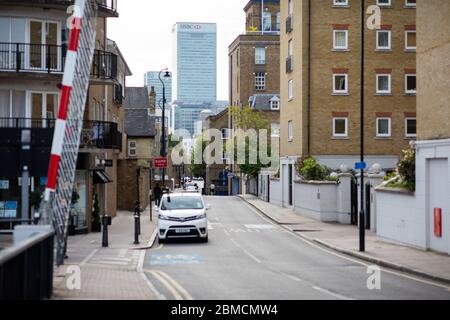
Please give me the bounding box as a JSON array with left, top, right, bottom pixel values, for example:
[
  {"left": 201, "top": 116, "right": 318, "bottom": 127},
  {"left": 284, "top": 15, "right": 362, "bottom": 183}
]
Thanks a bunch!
[
  {"left": 359, "top": 0, "right": 366, "bottom": 252},
  {"left": 158, "top": 68, "right": 171, "bottom": 188}
]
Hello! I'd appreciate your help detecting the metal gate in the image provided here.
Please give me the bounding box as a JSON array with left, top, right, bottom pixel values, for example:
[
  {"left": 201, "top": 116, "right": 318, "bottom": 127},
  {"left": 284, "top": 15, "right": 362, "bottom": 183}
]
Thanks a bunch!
[
  {"left": 350, "top": 178, "right": 358, "bottom": 225},
  {"left": 365, "top": 183, "right": 371, "bottom": 230}
]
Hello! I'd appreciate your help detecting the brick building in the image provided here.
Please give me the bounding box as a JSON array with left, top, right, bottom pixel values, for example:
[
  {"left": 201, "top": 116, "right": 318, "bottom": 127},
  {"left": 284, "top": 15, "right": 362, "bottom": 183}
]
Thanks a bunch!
[
  {"left": 279, "top": 0, "right": 416, "bottom": 207},
  {"left": 228, "top": 0, "right": 280, "bottom": 194},
  {"left": 117, "top": 87, "right": 156, "bottom": 211}
]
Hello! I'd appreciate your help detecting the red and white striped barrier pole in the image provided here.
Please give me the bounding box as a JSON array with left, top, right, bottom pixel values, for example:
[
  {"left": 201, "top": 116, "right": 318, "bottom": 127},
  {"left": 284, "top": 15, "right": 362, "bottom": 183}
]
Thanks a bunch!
[{"left": 44, "top": 9, "right": 84, "bottom": 202}]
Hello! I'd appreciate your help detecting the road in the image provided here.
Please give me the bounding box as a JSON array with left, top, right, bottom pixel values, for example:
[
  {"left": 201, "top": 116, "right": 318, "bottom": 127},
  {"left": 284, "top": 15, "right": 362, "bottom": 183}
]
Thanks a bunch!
[{"left": 143, "top": 196, "right": 450, "bottom": 300}]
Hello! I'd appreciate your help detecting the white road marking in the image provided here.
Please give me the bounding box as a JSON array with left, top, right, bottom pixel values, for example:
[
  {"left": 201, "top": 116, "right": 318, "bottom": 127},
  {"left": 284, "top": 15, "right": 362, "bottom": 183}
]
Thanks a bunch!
[
  {"left": 230, "top": 238, "right": 261, "bottom": 264},
  {"left": 244, "top": 224, "right": 277, "bottom": 230},
  {"left": 280, "top": 272, "right": 303, "bottom": 282},
  {"left": 80, "top": 248, "right": 99, "bottom": 266},
  {"left": 240, "top": 199, "right": 450, "bottom": 291},
  {"left": 313, "top": 286, "right": 354, "bottom": 300},
  {"left": 118, "top": 249, "right": 127, "bottom": 258},
  {"left": 139, "top": 272, "right": 166, "bottom": 300}
]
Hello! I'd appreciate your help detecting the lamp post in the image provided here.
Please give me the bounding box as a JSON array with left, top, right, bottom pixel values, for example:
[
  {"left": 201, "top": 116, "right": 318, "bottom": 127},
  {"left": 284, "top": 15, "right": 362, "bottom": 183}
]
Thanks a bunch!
[
  {"left": 359, "top": 0, "right": 366, "bottom": 252},
  {"left": 158, "top": 68, "right": 171, "bottom": 188}
]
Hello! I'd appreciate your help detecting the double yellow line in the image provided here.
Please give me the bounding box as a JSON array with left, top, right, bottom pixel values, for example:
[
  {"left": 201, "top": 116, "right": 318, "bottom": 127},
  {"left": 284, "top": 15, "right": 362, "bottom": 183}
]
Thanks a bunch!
[{"left": 147, "top": 270, "right": 194, "bottom": 300}]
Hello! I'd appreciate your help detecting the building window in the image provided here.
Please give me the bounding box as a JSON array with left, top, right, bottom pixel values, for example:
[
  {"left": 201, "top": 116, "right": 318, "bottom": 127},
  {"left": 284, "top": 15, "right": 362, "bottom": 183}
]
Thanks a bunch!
[
  {"left": 405, "top": 118, "right": 417, "bottom": 138},
  {"left": 288, "top": 0, "right": 293, "bottom": 15},
  {"left": 405, "top": 74, "right": 416, "bottom": 94},
  {"left": 221, "top": 128, "right": 230, "bottom": 140},
  {"left": 376, "top": 74, "right": 391, "bottom": 94},
  {"left": 333, "top": 30, "right": 348, "bottom": 50},
  {"left": 376, "top": 30, "right": 391, "bottom": 50},
  {"left": 263, "top": 12, "right": 272, "bottom": 32},
  {"left": 333, "top": 74, "right": 348, "bottom": 94},
  {"left": 376, "top": 118, "right": 391, "bottom": 137},
  {"left": 288, "top": 120, "right": 293, "bottom": 141},
  {"left": 377, "top": 0, "right": 391, "bottom": 6},
  {"left": 288, "top": 79, "right": 294, "bottom": 100},
  {"left": 255, "top": 72, "right": 266, "bottom": 90},
  {"left": 405, "top": 0, "right": 416, "bottom": 7},
  {"left": 288, "top": 39, "right": 293, "bottom": 56},
  {"left": 333, "top": 0, "right": 349, "bottom": 6},
  {"left": 271, "top": 123, "right": 280, "bottom": 137},
  {"left": 333, "top": 117, "right": 348, "bottom": 137},
  {"left": 270, "top": 97, "right": 280, "bottom": 110},
  {"left": 405, "top": 31, "right": 416, "bottom": 50},
  {"left": 128, "top": 141, "right": 137, "bottom": 157},
  {"left": 276, "top": 12, "right": 281, "bottom": 31},
  {"left": 255, "top": 47, "right": 266, "bottom": 65}
]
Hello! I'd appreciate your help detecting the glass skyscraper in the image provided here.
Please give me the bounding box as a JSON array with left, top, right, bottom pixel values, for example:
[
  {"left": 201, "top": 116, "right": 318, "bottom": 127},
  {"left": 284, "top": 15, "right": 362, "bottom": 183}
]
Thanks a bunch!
[{"left": 172, "top": 22, "right": 217, "bottom": 101}]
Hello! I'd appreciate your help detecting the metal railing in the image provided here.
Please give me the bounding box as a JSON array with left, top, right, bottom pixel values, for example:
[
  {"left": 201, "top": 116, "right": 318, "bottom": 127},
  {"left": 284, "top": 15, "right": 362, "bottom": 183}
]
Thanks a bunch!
[
  {"left": 0, "top": 43, "right": 118, "bottom": 80},
  {"left": 286, "top": 15, "right": 293, "bottom": 33},
  {"left": 0, "top": 118, "right": 122, "bottom": 150},
  {"left": 0, "top": 0, "right": 118, "bottom": 13},
  {"left": 286, "top": 55, "right": 293, "bottom": 73},
  {"left": 0, "top": 230, "right": 54, "bottom": 300}
]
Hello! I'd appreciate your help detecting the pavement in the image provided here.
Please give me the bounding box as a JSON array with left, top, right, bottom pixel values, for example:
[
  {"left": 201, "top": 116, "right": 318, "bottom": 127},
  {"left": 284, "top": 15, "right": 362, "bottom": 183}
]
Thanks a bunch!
[
  {"left": 141, "top": 196, "right": 450, "bottom": 300},
  {"left": 52, "top": 207, "right": 158, "bottom": 300},
  {"left": 239, "top": 194, "right": 450, "bottom": 285}
]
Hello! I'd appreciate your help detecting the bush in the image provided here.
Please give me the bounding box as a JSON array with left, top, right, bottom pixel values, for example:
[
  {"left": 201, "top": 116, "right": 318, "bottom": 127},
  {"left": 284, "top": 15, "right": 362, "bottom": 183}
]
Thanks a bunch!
[
  {"left": 299, "top": 158, "right": 331, "bottom": 181},
  {"left": 398, "top": 148, "right": 416, "bottom": 191}
]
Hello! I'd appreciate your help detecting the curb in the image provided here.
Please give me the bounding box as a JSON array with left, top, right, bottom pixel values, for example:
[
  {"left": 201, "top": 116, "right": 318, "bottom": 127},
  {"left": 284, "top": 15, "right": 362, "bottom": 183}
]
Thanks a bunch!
[{"left": 238, "top": 195, "right": 450, "bottom": 286}]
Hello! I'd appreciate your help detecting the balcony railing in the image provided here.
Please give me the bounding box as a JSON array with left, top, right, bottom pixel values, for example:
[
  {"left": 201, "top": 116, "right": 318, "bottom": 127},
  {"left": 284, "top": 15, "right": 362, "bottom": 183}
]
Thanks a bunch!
[
  {"left": 0, "top": 1, "right": 118, "bottom": 16},
  {"left": 0, "top": 118, "right": 122, "bottom": 150},
  {"left": 0, "top": 43, "right": 118, "bottom": 81},
  {"left": 286, "top": 55, "right": 293, "bottom": 73},
  {"left": 286, "top": 15, "right": 293, "bottom": 33}
]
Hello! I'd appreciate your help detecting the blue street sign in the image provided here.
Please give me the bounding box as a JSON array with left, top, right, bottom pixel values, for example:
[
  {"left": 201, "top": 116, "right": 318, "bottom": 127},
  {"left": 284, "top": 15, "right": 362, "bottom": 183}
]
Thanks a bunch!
[{"left": 355, "top": 162, "right": 367, "bottom": 170}]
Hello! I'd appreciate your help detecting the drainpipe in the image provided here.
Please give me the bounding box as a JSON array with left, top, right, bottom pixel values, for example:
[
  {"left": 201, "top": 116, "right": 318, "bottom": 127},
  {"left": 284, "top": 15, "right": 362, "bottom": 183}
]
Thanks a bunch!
[{"left": 261, "top": 0, "right": 264, "bottom": 34}]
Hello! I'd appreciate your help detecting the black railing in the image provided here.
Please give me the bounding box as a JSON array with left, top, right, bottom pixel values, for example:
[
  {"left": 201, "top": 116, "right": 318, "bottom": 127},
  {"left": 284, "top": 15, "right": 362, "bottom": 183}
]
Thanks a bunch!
[
  {"left": 0, "top": 43, "right": 118, "bottom": 81},
  {"left": 0, "top": 0, "right": 118, "bottom": 14},
  {"left": 286, "top": 15, "right": 293, "bottom": 33},
  {"left": 286, "top": 55, "right": 293, "bottom": 73},
  {"left": 0, "top": 230, "right": 54, "bottom": 300},
  {"left": 0, "top": 118, "right": 122, "bottom": 150}
]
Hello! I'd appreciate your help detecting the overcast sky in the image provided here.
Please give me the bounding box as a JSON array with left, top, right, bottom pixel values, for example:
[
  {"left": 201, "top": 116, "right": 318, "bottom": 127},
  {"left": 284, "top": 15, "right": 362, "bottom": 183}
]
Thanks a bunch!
[{"left": 108, "top": 0, "right": 248, "bottom": 101}]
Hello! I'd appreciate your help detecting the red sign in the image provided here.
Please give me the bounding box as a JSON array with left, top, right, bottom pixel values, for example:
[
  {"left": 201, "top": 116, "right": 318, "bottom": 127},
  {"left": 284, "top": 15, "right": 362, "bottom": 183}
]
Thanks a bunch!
[
  {"left": 153, "top": 157, "right": 168, "bottom": 169},
  {"left": 434, "top": 208, "right": 442, "bottom": 238}
]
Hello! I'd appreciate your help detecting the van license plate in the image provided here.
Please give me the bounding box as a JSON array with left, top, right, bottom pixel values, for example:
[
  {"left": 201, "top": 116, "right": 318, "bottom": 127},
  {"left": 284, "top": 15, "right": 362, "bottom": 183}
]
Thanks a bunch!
[{"left": 176, "top": 228, "right": 190, "bottom": 234}]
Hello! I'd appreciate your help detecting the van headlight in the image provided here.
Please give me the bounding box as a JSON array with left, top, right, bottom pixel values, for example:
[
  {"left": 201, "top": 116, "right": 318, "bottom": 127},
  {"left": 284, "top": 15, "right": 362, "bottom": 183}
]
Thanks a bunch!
[
  {"left": 195, "top": 213, "right": 207, "bottom": 220},
  {"left": 158, "top": 214, "right": 170, "bottom": 220}
]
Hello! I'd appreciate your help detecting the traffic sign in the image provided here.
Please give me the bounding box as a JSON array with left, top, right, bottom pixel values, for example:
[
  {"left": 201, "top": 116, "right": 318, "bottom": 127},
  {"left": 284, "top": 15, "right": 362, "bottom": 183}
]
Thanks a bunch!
[
  {"left": 355, "top": 162, "right": 367, "bottom": 170},
  {"left": 153, "top": 157, "right": 168, "bottom": 169}
]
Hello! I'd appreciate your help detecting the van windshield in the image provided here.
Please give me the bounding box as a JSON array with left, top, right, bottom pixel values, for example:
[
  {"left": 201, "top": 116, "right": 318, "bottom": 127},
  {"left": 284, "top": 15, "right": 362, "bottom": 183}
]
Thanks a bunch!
[{"left": 161, "top": 197, "right": 204, "bottom": 210}]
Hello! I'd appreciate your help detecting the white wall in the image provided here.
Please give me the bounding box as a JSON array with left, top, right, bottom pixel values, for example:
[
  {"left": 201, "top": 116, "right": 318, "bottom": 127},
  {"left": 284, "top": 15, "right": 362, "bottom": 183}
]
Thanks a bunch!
[
  {"left": 269, "top": 179, "right": 282, "bottom": 207},
  {"left": 375, "top": 188, "right": 424, "bottom": 249},
  {"left": 294, "top": 181, "right": 338, "bottom": 222}
]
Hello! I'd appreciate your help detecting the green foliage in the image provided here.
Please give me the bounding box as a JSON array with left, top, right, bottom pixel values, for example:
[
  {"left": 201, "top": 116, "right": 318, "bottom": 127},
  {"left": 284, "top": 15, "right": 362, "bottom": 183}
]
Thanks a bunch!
[
  {"left": 397, "top": 147, "right": 416, "bottom": 191},
  {"left": 299, "top": 157, "right": 332, "bottom": 181}
]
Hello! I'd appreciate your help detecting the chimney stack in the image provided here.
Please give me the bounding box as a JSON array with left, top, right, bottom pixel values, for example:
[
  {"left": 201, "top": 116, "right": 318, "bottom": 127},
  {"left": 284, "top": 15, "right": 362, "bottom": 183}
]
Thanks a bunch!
[{"left": 149, "top": 86, "right": 156, "bottom": 114}]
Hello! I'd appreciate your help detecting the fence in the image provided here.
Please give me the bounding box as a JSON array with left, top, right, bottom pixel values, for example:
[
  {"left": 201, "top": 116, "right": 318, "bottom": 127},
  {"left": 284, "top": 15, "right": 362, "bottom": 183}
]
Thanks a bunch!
[{"left": 0, "top": 229, "right": 54, "bottom": 300}]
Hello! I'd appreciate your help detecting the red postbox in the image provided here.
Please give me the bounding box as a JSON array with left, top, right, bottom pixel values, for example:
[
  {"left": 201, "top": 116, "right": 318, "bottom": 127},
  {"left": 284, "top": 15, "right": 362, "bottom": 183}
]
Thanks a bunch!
[{"left": 434, "top": 208, "right": 442, "bottom": 238}]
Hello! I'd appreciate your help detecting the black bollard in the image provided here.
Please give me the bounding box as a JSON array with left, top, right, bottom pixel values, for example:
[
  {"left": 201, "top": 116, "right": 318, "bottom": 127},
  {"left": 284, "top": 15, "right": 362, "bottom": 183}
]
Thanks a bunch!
[
  {"left": 102, "top": 214, "right": 111, "bottom": 247},
  {"left": 133, "top": 212, "right": 140, "bottom": 245},
  {"left": 135, "top": 201, "right": 141, "bottom": 235}
]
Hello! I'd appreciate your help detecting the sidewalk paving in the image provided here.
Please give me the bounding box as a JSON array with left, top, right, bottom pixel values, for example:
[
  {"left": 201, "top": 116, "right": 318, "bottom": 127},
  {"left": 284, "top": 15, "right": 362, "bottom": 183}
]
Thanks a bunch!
[
  {"left": 239, "top": 194, "right": 450, "bottom": 284},
  {"left": 52, "top": 207, "right": 158, "bottom": 300}
]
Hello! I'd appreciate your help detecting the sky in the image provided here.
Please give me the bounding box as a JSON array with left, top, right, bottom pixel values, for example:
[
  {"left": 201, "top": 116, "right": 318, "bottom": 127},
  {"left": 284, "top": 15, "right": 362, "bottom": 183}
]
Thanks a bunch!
[{"left": 108, "top": 0, "right": 248, "bottom": 101}]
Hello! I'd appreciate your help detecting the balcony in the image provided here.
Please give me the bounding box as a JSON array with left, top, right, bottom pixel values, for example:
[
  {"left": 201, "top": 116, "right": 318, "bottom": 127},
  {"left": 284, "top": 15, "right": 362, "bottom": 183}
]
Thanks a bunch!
[
  {"left": 286, "top": 55, "right": 293, "bottom": 73},
  {"left": 0, "top": 0, "right": 119, "bottom": 17},
  {"left": 0, "top": 43, "right": 118, "bottom": 82},
  {"left": 286, "top": 15, "right": 293, "bottom": 33},
  {"left": 0, "top": 118, "right": 122, "bottom": 151}
]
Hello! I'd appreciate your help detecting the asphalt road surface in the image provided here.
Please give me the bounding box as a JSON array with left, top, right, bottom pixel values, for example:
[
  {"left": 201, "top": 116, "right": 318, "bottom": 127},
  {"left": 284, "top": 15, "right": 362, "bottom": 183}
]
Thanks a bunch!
[{"left": 143, "top": 196, "right": 450, "bottom": 300}]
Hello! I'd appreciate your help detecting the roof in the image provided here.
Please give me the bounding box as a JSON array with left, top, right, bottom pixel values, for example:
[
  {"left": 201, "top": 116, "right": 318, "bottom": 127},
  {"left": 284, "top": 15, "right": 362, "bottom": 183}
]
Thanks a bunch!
[
  {"left": 124, "top": 87, "right": 150, "bottom": 109},
  {"left": 248, "top": 94, "right": 280, "bottom": 111},
  {"left": 124, "top": 109, "right": 156, "bottom": 137}
]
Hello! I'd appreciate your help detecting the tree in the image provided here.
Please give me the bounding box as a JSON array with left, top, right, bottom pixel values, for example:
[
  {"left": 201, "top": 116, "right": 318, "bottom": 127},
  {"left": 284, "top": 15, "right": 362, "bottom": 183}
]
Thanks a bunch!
[{"left": 229, "top": 106, "right": 273, "bottom": 177}]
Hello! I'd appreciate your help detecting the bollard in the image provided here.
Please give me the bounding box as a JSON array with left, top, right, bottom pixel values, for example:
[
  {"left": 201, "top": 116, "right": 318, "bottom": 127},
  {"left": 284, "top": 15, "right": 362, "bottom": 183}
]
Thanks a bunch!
[
  {"left": 149, "top": 195, "right": 153, "bottom": 221},
  {"left": 133, "top": 212, "right": 140, "bottom": 245},
  {"left": 102, "top": 214, "right": 111, "bottom": 247},
  {"left": 135, "top": 201, "right": 141, "bottom": 235}
]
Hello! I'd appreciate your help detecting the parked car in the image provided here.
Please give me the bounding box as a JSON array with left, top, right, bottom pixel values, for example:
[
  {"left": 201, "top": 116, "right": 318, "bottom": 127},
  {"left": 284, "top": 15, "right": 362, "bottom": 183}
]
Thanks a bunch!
[
  {"left": 157, "top": 193, "right": 210, "bottom": 243},
  {"left": 183, "top": 182, "right": 199, "bottom": 193}
]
